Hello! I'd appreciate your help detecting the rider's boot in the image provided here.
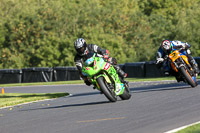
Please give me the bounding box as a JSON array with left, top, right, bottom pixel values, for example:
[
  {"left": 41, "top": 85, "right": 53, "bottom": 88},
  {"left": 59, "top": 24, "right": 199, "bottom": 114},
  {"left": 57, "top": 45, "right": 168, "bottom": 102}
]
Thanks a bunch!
[
  {"left": 114, "top": 65, "right": 128, "bottom": 84},
  {"left": 190, "top": 59, "right": 199, "bottom": 75},
  {"left": 187, "top": 55, "right": 199, "bottom": 75}
]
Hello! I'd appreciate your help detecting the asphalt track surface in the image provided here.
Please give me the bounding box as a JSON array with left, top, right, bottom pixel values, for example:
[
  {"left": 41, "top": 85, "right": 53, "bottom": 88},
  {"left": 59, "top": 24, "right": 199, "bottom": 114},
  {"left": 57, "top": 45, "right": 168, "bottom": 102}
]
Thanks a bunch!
[{"left": 0, "top": 80, "right": 200, "bottom": 133}]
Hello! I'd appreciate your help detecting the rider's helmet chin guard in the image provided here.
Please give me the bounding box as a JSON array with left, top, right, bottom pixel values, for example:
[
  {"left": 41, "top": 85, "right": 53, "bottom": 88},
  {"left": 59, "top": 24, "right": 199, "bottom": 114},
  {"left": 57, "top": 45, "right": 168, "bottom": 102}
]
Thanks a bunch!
[
  {"left": 74, "top": 38, "right": 88, "bottom": 56},
  {"left": 161, "top": 40, "right": 173, "bottom": 54}
]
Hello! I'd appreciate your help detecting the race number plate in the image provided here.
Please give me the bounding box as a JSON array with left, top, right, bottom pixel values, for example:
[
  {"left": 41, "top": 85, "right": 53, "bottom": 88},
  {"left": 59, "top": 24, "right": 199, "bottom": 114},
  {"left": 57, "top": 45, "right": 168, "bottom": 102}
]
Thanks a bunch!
[{"left": 169, "top": 50, "right": 180, "bottom": 62}]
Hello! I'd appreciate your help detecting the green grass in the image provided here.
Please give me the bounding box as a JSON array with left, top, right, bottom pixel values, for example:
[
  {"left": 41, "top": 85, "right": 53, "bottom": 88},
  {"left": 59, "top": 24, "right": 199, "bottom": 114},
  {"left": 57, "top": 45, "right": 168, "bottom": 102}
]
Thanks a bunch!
[
  {"left": 175, "top": 123, "right": 200, "bottom": 133},
  {"left": 0, "top": 93, "right": 69, "bottom": 108}
]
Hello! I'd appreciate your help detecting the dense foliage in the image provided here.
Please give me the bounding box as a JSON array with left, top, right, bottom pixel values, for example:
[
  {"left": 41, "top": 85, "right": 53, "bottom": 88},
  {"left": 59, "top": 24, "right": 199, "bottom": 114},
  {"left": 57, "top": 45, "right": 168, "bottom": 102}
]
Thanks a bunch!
[{"left": 0, "top": 0, "right": 199, "bottom": 69}]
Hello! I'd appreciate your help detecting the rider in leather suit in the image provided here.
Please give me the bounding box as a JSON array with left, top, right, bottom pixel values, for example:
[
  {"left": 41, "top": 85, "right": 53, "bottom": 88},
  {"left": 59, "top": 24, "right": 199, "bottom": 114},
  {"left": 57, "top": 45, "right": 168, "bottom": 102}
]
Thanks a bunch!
[
  {"left": 156, "top": 40, "right": 199, "bottom": 77},
  {"left": 74, "top": 38, "right": 127, "bottom": 86}
]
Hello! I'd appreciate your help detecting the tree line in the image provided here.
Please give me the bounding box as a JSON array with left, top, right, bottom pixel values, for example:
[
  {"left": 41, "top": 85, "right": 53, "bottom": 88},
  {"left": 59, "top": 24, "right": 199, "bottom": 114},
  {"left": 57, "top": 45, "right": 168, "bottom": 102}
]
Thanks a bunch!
[{"left": 0, "top": 0, "right": 199, "bottom": 69}]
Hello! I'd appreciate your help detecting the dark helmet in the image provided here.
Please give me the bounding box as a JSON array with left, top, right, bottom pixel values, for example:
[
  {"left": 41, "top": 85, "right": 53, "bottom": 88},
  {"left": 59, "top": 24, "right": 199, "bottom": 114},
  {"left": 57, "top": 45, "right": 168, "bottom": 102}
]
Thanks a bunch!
[
  {"left": 161, "top": 40, "right": 173, "bottom": 53},
  {"left": 74, "top": 38, "right": 88, "bottom": 56}
]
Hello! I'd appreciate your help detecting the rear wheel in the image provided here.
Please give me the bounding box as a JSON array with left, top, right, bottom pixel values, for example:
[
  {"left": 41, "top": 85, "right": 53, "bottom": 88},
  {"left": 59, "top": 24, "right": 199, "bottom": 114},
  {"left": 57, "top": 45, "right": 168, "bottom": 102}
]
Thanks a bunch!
[
  {"left": 179, "top": 66, "right": 197, "bottom": 87},
  {"left": 97, "top": 77, "right": 117, "bottom": 102},
  {"left": 119, "top": 83, "right": 131, "bottom": 100}
]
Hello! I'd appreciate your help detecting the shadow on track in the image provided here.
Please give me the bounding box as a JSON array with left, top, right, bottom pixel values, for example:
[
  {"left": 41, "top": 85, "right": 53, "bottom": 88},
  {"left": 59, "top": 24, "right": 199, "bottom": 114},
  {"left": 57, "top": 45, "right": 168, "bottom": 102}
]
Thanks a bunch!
[
  {"left": 20, "top": 100, "right": 111, "bottom": 111},
  {"left": 46, "top": 101, "right": 111, "bottom": 109},
  {"left": 71, "top": 91, "right": 101, "bottom": 97}
]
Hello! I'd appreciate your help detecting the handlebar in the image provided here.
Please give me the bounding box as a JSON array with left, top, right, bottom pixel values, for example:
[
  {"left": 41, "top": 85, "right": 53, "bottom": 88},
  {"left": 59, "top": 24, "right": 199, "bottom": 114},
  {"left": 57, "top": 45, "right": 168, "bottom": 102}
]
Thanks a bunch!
[{"left": 178, "top": 47, "right": 183, "bottom": 51}]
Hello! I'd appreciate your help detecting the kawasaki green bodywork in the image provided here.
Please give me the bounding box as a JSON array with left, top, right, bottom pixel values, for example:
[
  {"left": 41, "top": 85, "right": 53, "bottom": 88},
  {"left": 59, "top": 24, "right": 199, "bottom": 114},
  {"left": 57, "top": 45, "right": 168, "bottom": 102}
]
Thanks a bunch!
[{"left": 82, "top": 53, "right": 125, "bottom": 95}]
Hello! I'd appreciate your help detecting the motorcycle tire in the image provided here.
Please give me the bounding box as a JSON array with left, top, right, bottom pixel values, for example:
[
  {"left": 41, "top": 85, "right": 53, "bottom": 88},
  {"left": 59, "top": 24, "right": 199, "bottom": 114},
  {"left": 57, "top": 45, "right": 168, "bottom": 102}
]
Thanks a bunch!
[
  {"left": 119, "top": 83, "right": 131, "bottom": 100},
  {"left": 179, "top": 66, "right": 197, "bottom": 87},
  {"left": 97, "top": 76, "right": 117, "bottom": 102}
]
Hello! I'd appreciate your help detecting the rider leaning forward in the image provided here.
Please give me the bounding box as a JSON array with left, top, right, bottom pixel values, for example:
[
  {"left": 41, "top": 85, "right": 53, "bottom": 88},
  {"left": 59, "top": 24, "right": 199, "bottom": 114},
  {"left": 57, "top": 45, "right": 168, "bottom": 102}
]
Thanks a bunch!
[
  {"left": 156, "top": 39, "right": 199, "bottom": 77},
  {"left": 74, "top": 38, "right": 127, "bottom": 86}
]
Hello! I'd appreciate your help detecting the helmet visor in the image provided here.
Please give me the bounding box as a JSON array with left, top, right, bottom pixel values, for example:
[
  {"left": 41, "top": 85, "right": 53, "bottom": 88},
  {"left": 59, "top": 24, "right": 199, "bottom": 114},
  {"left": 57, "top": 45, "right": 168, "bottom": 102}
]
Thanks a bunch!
[{"left": 76, "top": 46, "right": 86, "bottom": 55}]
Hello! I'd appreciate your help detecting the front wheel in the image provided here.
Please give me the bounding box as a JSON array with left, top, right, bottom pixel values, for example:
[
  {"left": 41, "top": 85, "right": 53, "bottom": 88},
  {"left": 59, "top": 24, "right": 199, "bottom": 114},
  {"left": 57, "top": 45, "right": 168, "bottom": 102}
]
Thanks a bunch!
[
  {"left": 179, "top": 66, "right": 197, "bottom": 87},
  {"left": 96, "top": 76, "right": 117, "bottom": 102}
]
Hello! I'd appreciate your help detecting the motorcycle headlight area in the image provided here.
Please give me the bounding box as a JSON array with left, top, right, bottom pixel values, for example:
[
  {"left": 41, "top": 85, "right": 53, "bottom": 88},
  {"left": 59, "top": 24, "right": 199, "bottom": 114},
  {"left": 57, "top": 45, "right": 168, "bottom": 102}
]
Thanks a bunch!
[{"left": 85, "top": 57, "right": 94, "bottom": 66}]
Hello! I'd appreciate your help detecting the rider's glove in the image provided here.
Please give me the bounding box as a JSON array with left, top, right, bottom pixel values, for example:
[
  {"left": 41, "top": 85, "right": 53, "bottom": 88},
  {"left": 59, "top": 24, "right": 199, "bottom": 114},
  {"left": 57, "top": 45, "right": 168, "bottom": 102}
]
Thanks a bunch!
[
  {"left": 105, "top": 57, "right": 118, "bottom": 65},
  {"left": 184, "top": 42, "right": 190, "bottom": 49},
  {"left": 103, "top": 54, "right": 109, "bottom": 59},
  {"left": 156, "top": 58, "right": 164, "bottom": 64},
  {"left": 182, "top": 44, "right": 186, "bottom": 49},
  {"left": 107, "top": 57, "right": 112, "bottom": 63},
  {"left": 103, "top": 50, "right": 110, "bottom": 59}
]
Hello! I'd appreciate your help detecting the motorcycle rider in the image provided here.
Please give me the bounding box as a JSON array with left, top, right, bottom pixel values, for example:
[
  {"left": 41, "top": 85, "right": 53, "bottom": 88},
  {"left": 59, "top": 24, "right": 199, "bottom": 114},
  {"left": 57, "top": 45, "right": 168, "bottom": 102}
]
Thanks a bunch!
[
  {"left": 156, "top": 40, "right": 199, "bottom": 78},
  {"left": 74, "top": 38, "right": 127, "bottom": 86}
]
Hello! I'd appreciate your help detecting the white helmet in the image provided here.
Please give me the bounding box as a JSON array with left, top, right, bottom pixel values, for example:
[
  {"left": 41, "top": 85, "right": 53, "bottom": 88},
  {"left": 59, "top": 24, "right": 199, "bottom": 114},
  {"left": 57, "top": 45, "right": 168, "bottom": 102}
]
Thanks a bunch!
[
  {"left": 161, "top": 40, "right": 173, "bottom": 53},
  {"left": 74, "top": 38, "right": 88, "bottom": 56}
]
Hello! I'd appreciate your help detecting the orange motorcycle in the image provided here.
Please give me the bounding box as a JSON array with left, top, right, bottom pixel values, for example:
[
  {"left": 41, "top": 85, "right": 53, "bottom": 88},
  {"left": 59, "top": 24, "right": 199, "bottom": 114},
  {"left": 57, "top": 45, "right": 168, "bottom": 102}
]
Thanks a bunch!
[{"left": 168, "top": 49, "right": 198, "bottom": 87}]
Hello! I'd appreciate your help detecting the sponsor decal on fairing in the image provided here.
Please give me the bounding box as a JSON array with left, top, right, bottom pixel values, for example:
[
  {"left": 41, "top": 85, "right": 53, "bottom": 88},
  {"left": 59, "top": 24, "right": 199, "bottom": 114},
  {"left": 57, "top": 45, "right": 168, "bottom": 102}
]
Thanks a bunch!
[{"left": 103, "top": 63, "right": 111, "bottom": 70}]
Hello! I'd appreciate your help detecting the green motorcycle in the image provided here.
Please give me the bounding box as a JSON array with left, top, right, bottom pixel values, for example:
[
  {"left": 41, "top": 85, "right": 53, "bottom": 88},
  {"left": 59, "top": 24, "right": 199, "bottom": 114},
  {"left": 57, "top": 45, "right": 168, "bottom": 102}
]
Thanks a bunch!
[{"left": 82, "top": 52, "right": 131, "bottom": 102}]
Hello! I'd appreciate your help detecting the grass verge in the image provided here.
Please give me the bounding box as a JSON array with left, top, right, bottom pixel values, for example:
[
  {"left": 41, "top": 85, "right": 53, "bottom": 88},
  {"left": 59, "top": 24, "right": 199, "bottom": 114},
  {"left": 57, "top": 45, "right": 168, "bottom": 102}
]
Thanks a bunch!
[
  {"left": 0, "top": 93, "right": 69, "bottom": 108},
  {"left": 175, "top": 123, "right": 200, "bottom": 133}
]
